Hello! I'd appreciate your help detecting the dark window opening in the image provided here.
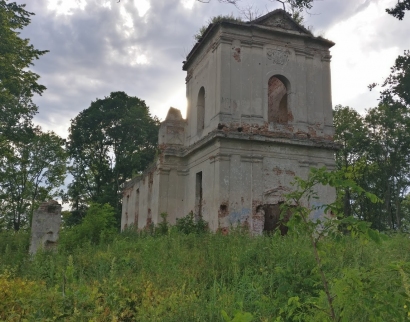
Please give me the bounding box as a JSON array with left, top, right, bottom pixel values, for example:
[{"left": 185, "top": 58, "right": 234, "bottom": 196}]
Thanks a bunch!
[
  {"left": 263, "top": 202, "right": 291, "bottom": 235},
  {"left": 195, "top": 172, "right": 203, "bottom": 219}
]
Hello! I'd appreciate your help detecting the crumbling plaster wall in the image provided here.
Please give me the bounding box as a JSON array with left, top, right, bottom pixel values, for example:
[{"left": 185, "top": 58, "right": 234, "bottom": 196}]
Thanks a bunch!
[
  {"left": 121, "top": 132, "right": 336, "bottom": 233},
  {"left": 213, "top": 138, "right": 335, "bottom": 234},
  {"left": 122, "top": 11, "right": 338, "bottom": 232},
  {"left": 121, "top": 164, "right": 161, "bottom": 229},
  {"left": 185, "top": 32, "right": 220, "bottom": 145},
  {"left": 29, "top": 200, "right": 62, "bottom": 254},
  {"left": 185, "top": 24, "right": 334, "bottom": 143}
]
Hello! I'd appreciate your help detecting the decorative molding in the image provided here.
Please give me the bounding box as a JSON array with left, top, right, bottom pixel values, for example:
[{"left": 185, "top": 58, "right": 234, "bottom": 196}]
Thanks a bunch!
[
  {"left": 321, "top": 53, "right": 332, "bottom": 62},
  {"left": 294, "top": 48, "right": 306, "bottom": 56},
  {"left": 185, "top": 69, "right": 193, "bottom": 83},
  {"left": 211, "top": 41, "right": 220, "bottom": 52},
  {"left": 298, "top": 160, "right": 318, "bottom": 168},
  {"left": 158, "top": 167, "right": 171, "bottom": 175},
  {"left": 177, "top": 169, "right": 189, "bottom": 176},
  {"left": 240, "top": 155, "right": 264, "bottom": 163},
  {"left": 210, "top": 153, "right": 231, "bottom": 164},
  {"left": 264, "top": 186, "right": 291, "bottom": 197},
  {"left": 305, "top": 50, "right": 314, "bottom": 59},
  {"left": 267, "top": 48, "right": 290, "bottom": 65}
]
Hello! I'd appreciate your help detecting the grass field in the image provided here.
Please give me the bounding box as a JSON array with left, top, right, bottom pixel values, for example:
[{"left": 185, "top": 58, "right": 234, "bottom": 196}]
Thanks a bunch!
[{"left": 1, "top": 226, "right": 410, "bottom": 321}]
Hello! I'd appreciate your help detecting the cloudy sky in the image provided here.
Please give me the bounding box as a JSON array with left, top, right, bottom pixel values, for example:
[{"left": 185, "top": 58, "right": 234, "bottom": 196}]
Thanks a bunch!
[{"left": 16, "top": 0, "right": 410, "bottom": 138}]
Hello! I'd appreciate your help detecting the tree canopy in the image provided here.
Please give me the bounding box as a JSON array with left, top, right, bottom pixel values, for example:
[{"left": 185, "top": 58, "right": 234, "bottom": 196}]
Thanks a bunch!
[
  {"left": 0, "top": 1, "right": 48, "bottom": 107},
  {"left": 386, "top": 0, "right": 410, "bottom": 20},
  {"left": 0, "top": 1, "right": 66, "bottom": 232},
  {"left": 0, "top": 128, "right": 67, "bottom": 231},
  {"left": 334, "top": 50, "right": 410, "bottom": 231},
  {"left": 66, "top": 91, "right": 160, "bottom": 225}
]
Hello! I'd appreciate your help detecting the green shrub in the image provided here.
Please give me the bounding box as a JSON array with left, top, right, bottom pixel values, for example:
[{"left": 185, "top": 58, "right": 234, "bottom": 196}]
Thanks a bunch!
[
  {"left": 175, "top": 212, "right": 208, "bottom": 234},
  {"left": 59, "top": 203, "right": 116, "bottom": 251},
  {"left": 155, "top": 212, "right": 170, "bottom": 236},
  {"left": 194, "top": 14, "right": 242, "bottom": 40}
]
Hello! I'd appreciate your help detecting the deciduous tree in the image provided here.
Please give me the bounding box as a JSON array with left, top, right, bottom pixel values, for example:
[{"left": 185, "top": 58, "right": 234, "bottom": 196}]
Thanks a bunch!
[
  {"left": 67, "top": 92, "right": 159, "bottom": 225},
  {"left": 0, "top": 0, "right": 47, "bottom": 115},
  {"left": 0, "top": 128, "right": 67, "bottom": 231},
  {"left": 386, "top": 0, "right": 410, "bottom": 20}
]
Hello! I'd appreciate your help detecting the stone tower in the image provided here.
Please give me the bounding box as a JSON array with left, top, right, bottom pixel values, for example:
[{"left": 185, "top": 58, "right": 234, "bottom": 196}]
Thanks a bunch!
[{"left": 121, "top": 9, "right": 338, "bottom": 234}]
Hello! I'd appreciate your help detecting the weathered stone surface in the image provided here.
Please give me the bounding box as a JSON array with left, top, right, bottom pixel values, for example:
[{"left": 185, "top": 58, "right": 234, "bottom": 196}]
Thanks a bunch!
[
  {"left": 29, "top": 200, "right": 62, "bottom": 254},
  {"left": 121, "top": 9, "right": 338, "bottom": 234}
]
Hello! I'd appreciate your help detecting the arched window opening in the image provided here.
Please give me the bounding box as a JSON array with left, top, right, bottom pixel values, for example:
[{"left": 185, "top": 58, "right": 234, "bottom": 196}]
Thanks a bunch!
[
  {"left": 268, "top": 76, "right": 289, "bottom": 124},
  {"left": 197, "top": 87, "right": 205, "bottom": 132}
]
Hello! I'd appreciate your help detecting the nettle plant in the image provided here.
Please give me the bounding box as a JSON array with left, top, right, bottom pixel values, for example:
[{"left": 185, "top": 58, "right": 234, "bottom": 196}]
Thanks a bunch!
[{"left": 280, "top": 167, "right": 384, "bottom": 321}]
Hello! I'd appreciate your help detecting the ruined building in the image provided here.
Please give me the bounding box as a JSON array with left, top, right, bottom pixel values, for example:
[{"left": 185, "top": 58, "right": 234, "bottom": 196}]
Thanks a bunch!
[
  {"left": 121, "top": 9, "right": 338, "bottom": 234},
  {"left": 29, "top": 200, "right": 62, "bottom": 254}
]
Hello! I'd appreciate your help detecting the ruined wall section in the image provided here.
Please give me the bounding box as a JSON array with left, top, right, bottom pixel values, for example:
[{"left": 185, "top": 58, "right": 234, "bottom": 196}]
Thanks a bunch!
[
  {"left": 29, "top": 200, "right": 62, "bottom": 254},
  {"left": 121, "top": 163, "right": 159, "bottom": 230},
  {"left": 185, "top": 31, "right": 221, "bottom": 146},
  {"left": 121, "top": 141, "right": 221, "bottom": 230},
  {"left": 179, "top": 139, "right": 222, "bottom": 228},
  {"left": 215, "top": 24, "right": 334, "bottom": 141},
  {"left": 183, "top": 21, "right": 334, "bottom": 144},
  {"left": 122, "top": 10, "right": 338, "bottom": 233},
  {"left": 212, "top": 137, "right": 336, "bottom": 234}
]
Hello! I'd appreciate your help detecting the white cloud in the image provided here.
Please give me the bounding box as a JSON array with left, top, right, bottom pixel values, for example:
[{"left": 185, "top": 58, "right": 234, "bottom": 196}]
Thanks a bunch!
[
  {"left": 326, "top": 0, "right": 407, "bottom": 111},
  {"left": 181, "top": 0, "right": 195, "bottom": 10},
  {"left": 47, "top": 0, "right": 87, "bottom": 15},
  {"left": 135, "top": 54, "right": 149, "bottom": 65},
  {"left": 134, "top": 0, "right": 151, "bottom": 17},
  {"left": 118, "top": 5, "right": 135, "bottom": 38},
  {"left": 102, "top": 1, "right": 111, "bottom": 10}
]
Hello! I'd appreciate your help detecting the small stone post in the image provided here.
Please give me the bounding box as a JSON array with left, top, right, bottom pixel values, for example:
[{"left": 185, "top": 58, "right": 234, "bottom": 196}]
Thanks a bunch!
[{"left": 29, "top": 200, "right": 62, "bottom": 254}]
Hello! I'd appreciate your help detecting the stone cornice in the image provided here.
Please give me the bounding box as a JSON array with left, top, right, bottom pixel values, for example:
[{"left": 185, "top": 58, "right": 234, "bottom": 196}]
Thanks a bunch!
[{"left": 161, "top": 129, "right": 341, "bottom": 159}]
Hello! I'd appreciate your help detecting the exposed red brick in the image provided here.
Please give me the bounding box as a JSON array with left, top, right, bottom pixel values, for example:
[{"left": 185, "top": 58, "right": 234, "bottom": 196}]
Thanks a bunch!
[{"left": 233, "top": 47, "right": 241, "bottom": 62}]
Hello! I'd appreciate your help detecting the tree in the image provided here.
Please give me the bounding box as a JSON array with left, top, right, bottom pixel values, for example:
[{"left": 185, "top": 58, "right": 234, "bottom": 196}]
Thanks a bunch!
[
  {"left": 0, "top": 94, "right": 37, "bottom": 153},
  {"left": 386, "top": 0, "right": 410, "bottom": 20},
  {"left": 334, "top": 103, "right": 410, "bottom": 231},
  {"left": 0, "top": 1, "right": 48, "bottom": 160},
  {"left": 333, "top": 105, "right": 369, "bottom": 218},
  {"left": 0, "top": 128, "right": 67, "bottom": 231},
  {"left": 379, "top": 50, "right": 410, "bottom": 107},
  {"left": 365, "top": 104, "right": 410, "bottom": 230},
  {"left": 67, "top": 91, "right": 160, "bottom": 224},
  {"left": 0, "top": 1, "right": 48, "bottom": 108}
]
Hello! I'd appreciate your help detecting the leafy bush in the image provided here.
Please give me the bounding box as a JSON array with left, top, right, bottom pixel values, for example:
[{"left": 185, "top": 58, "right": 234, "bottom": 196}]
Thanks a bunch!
[
  {"left": 175, "top": 212, "right": 208, "bottom": 234},
  {"left": 59, "top": 203, "right": 116, "bottom": 251},
  {"left": 194, "top": 15, "right": 242, "bottom": 40},
  {"left": 155, "top": 212, "right": 170, "bottom": 236}
]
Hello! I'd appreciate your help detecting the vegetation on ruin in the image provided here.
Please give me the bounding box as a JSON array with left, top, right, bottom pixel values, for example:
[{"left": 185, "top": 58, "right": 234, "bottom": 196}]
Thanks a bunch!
[{"left": 194, "top": 14, "right": 243, "bottom": 40}]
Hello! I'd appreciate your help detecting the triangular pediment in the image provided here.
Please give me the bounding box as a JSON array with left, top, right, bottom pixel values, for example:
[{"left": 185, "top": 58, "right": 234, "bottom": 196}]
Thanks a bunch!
[{"left": 251, "top": 9, "right": 312, "bottom": 35}]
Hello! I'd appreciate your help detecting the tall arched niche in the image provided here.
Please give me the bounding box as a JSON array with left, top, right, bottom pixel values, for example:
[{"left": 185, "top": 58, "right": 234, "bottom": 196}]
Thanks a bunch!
[
  {"left": 268, "top": 75, "right": 291, "bottom": 124},
  {"left": 197, "top": 87, "right": 205, "bottom": 132}
]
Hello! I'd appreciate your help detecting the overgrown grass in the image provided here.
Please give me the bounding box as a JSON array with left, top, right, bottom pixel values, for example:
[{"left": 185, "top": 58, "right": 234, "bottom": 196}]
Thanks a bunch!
[{"left": 0, "top": 228, "right": 410, "bottom": 321}]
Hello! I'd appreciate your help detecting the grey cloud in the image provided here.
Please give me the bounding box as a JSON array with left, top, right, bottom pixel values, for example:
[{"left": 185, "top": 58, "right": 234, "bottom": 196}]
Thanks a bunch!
[{"left": 14, "top": 0, "right": 410, "bottom": 138}]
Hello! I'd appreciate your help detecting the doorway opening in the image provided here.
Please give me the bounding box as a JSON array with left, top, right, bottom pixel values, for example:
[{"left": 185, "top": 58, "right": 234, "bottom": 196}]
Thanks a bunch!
[{"left": 262, "top": 202, "right": 291, "bottom": 235}]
